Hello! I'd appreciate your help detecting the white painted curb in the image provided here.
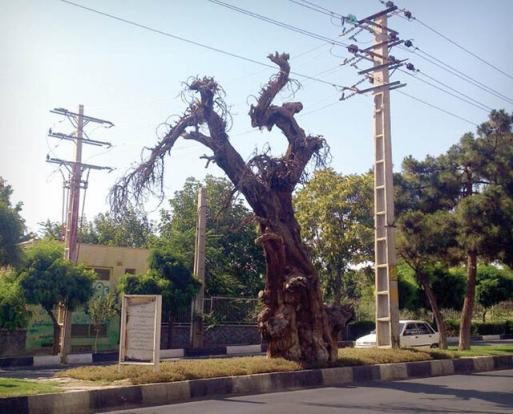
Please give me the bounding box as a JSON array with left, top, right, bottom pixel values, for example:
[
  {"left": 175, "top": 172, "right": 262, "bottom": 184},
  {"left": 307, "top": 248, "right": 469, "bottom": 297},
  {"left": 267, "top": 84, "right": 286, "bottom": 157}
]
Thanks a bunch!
[
  {"left": 481, "top": 335, "right": 501, "bottom": 341},
  {"left": 226, "top": 345, "right": 262, "bottom": 354},
  {"left": 33, "top": 355, "right": 60, "bottom": 367},
  {"left": 160, "top": 349, "right": 185, "bottom": 358},
  {"left": 67, "top": 353, "right": 93, "bottom": 364}
]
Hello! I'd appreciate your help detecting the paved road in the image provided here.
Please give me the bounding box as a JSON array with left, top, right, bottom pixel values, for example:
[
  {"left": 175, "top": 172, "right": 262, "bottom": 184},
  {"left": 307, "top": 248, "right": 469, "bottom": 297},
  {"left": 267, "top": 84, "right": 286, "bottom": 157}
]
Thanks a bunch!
[{"left": 106, "top": 369, "right": 513, "bottom": 414}]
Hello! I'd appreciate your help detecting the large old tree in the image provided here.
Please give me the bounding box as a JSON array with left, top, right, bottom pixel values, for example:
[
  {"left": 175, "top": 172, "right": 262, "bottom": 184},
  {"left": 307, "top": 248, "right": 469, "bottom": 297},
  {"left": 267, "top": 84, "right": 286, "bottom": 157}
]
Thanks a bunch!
[{"left": 110, "top": 53, "right": 353, "bottom": 365}]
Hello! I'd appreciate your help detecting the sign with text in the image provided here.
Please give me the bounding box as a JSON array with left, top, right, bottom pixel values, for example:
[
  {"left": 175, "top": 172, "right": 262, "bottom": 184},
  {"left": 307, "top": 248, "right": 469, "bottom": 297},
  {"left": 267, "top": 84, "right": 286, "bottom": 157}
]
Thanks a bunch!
[{"left": 119, "top": 295, "right": 161, "bottom": 372}]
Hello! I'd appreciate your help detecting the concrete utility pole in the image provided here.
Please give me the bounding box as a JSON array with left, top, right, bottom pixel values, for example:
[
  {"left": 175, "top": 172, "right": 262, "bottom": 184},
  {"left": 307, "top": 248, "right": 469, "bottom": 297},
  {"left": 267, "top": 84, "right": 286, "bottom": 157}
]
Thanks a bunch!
[
  {"left": 371, "top": 13, "right": 400, "bottom": 349},
  {"left": 190, "top": 187, "right": 207, "bottom": 348},
  {"left": 349, "top": 4, "right": 404, "bottom": 348},
  {"left": 48, "top": 105, "right": 113, "bottom": 362}
]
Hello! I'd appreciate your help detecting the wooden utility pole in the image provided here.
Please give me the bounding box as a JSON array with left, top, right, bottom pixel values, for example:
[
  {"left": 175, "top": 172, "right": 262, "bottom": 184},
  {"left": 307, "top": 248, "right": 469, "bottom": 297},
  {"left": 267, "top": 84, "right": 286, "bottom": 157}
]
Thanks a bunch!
[
  {"left": 48, "top": 105, "right": 113, "bottom": 362},
  {"left": 190, "top": 187, "right": 207, "bottom": 348},
  {"left": 65, "top": 104, "right": 84, "bottom": 264},
  {"left": 59, "top": 104, "right": 84, "bottom": 362}
]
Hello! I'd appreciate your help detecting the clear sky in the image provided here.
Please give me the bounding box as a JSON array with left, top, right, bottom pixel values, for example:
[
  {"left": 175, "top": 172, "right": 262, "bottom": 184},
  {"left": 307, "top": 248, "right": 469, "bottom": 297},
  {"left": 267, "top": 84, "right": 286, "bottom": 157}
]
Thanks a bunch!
[{"left": 1, "top": 0, "right": 513, "bottom": 232}]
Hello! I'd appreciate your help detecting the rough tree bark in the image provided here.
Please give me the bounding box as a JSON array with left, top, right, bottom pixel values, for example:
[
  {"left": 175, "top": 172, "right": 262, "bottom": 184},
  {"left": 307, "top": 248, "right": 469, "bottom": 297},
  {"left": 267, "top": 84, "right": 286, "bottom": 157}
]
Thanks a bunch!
[
  {"left": 459, "top": 251, "right": 478, "bottom": 350},
  {"left": 109, "top": 53, "right": 353, "bottom": 366},
  {"left": 46, "top": 308, "right": 60, "bottom": 355},
  {"left": 416, "top": 271, "right": 447, "bottom": 349}
]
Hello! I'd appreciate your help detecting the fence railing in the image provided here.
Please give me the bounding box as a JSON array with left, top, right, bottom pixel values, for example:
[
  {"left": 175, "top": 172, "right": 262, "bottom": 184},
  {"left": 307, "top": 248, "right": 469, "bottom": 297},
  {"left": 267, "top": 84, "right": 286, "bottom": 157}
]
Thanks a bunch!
[{"left": 173, "top": 296, "right": 260, "bottom": 325}]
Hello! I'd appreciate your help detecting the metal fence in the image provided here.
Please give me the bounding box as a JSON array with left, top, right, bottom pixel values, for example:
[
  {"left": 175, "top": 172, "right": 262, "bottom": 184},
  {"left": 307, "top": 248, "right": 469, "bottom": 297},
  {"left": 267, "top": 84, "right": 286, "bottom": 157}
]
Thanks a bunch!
[{"left": 173, "top": 296, "right": 259, "bottom": 325}]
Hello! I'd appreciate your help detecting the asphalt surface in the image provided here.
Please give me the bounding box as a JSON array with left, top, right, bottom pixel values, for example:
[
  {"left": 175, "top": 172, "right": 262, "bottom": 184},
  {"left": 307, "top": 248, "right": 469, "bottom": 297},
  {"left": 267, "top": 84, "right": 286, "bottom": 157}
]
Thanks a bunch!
[{"left": 105, "top": 369, "right": 513, "bottom": 414}]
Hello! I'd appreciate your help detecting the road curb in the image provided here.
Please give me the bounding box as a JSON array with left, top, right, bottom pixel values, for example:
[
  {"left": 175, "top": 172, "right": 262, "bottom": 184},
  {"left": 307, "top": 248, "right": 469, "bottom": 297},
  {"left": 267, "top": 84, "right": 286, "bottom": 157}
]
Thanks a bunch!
[{"left": 1, "top": 354, "right": 511, "bottom": 414}]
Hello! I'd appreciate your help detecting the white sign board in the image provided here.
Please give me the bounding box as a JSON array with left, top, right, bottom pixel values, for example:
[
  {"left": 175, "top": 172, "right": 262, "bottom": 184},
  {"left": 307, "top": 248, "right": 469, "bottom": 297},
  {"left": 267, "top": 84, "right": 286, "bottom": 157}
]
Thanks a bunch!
[{"left": 119, "top": 295, "right": 162, "bottom": 372}]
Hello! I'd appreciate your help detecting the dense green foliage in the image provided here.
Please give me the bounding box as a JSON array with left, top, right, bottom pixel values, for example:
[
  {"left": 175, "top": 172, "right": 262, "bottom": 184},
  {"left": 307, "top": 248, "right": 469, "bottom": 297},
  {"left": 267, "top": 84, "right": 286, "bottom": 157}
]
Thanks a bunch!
[
  {"left": 39, "top": 207, "right": 154, "bottom": 248},
  {"left": 158, "top": 175, "right": 265, "bottom": 297},
  {"left": 476, "top": 265, "right": 513, "bottom": 320},
  {"left": 119, "top": 247, "right": 200, "bottom": 321},
  {"left": 295, "top": 169, "right": 373, "bottom": 304},
  {"left": 15, "top": 240, "right": 96, "bottom": 353},
  {"left": 0, "top": 178, "right": 26, "bottom": 267},
  {"left": 0, "top": 273, "right": 28, "bottom": 331},
  {"left": 17, "top": 240, "right": 95, "bottom": 311}
]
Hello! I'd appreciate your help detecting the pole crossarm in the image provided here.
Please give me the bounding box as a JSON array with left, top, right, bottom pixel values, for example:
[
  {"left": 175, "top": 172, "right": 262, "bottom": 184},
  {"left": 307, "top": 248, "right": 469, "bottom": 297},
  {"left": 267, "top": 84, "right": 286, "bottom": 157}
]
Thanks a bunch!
[
  {"left": 50, "top": 107, "right": 114, "bottom": 127},
  {"left": 48, "top": 130, "right": 112, "bottom": 147},
  {"left": 46, "top": 157, "right": 113, "bottom": 172}
]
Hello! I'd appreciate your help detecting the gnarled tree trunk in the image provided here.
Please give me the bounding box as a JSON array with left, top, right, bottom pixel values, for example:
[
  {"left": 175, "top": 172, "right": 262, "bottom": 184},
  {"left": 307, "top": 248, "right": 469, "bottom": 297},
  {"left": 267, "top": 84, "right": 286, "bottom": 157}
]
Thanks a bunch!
[
  {"left": 109, "top": 52, "right": 354, "bottom": 366},
  {"left": 252, "top": 191, "right": 341, "bottom": 363}
]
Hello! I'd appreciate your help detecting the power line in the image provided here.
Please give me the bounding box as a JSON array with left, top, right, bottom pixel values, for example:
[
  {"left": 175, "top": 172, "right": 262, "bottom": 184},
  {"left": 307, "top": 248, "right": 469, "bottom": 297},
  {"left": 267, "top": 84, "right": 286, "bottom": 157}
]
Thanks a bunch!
[
  {"left": 401, "top": 44, "right": 513, "bottom": 105},
  {"left": 396, "top": 90, "right": 478, "bottom": 126},
  {"left": 207, "top": 0, "right": 349, "bottom": 48},
  {"left": 398, "top": 69, "right": 491, "bottom": 112},
  {"left": 58, "top": 0, "right": 345, "bottom": 90},
  {"left": 409, "top": 15, "right": 513, "bottom": 82},
  {"left": 287, "top": 0, "right": 342, "bottom": 19},
  {"left": 416, "top": 70, "right": 493, "bottom": 112}
]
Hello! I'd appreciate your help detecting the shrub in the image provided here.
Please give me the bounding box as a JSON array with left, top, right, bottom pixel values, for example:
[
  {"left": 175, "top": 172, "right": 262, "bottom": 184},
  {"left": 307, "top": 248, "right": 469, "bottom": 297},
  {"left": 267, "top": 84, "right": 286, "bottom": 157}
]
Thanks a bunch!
[
  {"left": 445, "top": 319, "right": 513, "bottom": 337},
  {"left": 0, "top": 276, "right": 28, "bottom": 331}
]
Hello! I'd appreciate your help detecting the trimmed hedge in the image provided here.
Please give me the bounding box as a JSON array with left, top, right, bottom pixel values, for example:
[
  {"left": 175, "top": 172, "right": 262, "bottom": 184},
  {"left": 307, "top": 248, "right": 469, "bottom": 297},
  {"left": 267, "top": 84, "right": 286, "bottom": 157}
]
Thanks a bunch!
[{"left": 445, "top": 320, "right": 513, "bottom": 336}]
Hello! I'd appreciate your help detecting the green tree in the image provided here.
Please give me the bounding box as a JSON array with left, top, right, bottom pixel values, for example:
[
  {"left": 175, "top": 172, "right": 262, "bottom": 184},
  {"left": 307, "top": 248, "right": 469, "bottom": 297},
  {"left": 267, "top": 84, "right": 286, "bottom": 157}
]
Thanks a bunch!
[
  {"left": 0, "top": 272, "right": 28, "bottom": 332},
  {"left": 476, "top": 265, "right": 513, "bottom": 322},
  {"left": 398, "top": 110, "right": 513, "bottom": 350},
  {"left": 396, "top": 210, "right": 459, "bottom": 348},
  {"left": 0, "top": 178, "right": 26, "bottom": 267},
  {"left": 158, "top": 175, "right": 265, "bottom": 297},
  {"left": 16, "top": 240, "right": 96, "bottom": 354},
  {"left": 86, "top": 292, "right": 119, "bottom": 353},
  {"left": 295, "top": 169, "right": 373, "bottom": 304},
  {"left": 39, "top": 208, "right": 155, "bottom": 248},
  {"left": 119, "top": 248, "right": 200, "bottom": 348}
]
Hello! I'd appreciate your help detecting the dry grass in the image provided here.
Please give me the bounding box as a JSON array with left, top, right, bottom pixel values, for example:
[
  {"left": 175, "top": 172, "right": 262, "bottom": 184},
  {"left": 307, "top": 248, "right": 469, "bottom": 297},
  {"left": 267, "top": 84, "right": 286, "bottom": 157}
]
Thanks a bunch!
[
  {"left": 58, "top": 348, "right": 456, "bottom": 385},
  {"left": 336, "top": 347, "right": 454, "bottom": 367},
  {"left": 58, "top": 356, "right": 301, "bottom": 385}
]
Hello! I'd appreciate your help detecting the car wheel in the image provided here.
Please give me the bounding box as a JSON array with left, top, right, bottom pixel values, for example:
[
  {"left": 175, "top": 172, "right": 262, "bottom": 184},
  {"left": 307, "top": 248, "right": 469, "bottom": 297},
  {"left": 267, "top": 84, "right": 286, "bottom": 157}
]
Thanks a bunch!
[{"left": 430, "top": 343, "right": 439, "bottom": 349}]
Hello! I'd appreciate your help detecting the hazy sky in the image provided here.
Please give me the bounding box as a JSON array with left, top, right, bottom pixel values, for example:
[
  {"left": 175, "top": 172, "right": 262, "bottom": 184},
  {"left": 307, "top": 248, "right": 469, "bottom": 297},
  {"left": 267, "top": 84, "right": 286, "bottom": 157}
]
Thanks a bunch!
[{"left": 1, "top": 0, "right": 512, "bottom": 232}]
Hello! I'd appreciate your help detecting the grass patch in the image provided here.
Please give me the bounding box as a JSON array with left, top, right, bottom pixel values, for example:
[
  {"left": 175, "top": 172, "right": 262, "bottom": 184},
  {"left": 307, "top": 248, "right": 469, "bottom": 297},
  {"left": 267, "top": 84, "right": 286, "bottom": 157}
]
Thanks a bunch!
[
  {"left": 0, "top": 378, "right": 61, "bottom": 398},
  {"left": 336, "top": 347, "right": 454, "bottom": 366},
  {"left": 58, "top": 356, "right": 302, "bottom": 385},
  {"left": 59, "top": 348, "right": 453, "bottom": 385},
  {"left": 449, "top": 345, "right": 513, "bottom": 357},
  {"left": 57, "top": 345, "right": 513, "bottom": 386}
]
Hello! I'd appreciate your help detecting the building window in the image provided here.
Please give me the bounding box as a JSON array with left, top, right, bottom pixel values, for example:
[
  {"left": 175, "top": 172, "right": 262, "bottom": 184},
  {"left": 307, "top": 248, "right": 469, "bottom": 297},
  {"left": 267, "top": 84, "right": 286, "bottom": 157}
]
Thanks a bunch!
[
  {"left": 88, "top": 267, "right": 112, "bottom": 281},
  {"left": 125, "top": 268, "right": 136, "bottom": 275}
]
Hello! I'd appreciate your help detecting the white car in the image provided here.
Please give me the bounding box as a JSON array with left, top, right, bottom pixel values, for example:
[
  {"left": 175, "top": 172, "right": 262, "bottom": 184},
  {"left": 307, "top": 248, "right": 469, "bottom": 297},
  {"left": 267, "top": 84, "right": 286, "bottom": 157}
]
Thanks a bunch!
[{"left": 354, "top": 320, "right": 440, "bottom": 348}]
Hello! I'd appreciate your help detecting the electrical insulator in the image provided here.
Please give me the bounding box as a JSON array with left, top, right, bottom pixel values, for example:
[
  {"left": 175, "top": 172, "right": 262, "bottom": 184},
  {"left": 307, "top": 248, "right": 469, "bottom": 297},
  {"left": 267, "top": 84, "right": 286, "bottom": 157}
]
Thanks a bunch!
[
  {"left": 389, "top": 32, "right": 398, "bottom": 42},
  {"left": 386, "top": 1, "right": 395, "bottom": 7},
  {"left": 347, "top": 44, "right": 359, "bottom": 54},
  {"left": 404, "top": 10, "right": 412, "bottom": 19},
  {"left": 389, "top": 55, "right": 397, "bottom": 63},
  {"left": 404, "top": 39, "right": 413, "bottom": 48},
  {"left": 406, "top": 63, "right": 416, "bottom": 71}
]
